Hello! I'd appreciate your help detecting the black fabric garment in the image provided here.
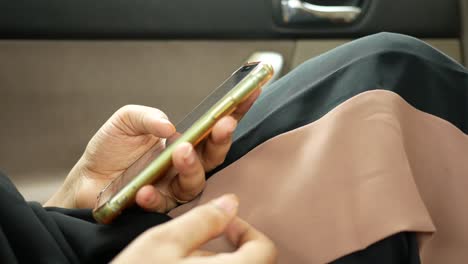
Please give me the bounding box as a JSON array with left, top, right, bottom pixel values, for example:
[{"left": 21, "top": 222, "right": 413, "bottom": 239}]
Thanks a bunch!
[
  {"left": 0, "top": 171, "right": 420, "bottom": 264},
  {"left": 332, "top": 233, "right": 420, "bottom": 264},
  {"left": 211, "top": 32, "right": 468, "bottom": 177},
  {"left": 2, "top": 32, "right": 467, "bottom": 263},
  {"left": 0, "top": 171, "right": 171, "bottom": 263}
]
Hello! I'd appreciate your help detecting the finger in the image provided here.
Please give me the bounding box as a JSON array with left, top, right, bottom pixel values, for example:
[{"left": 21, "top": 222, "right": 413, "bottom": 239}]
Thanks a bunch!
[
  {"left": 135, "top": 185, "right": 168, "bottom": 212},
  {"left": 224, "top": 217, "right": 277, "bottom": 263},
  {"left": 230, "top": 88, "right": 261, "bottom": 121},
  {"left": 145, "top": 194, "right": 239, "bottom": 256},
  {"left": 200, "top": 116, "right": 237, "bottom": 171},
  {"left": 185, "top": 217, "right": 276, "bottom": 264},
  {"left": 116, "top": 105, "right": 176, "bottom": 137},
  {"left": 226, "top": 217, "right": 272, "bottom": 248},
  {"left": 188, "top": 250, "right": 216, "bottom": 257},
  {"left": 171, "top": 142, "right": 206, "bottom": 202},
  {"left": 166, "top": 131, "right": 182, "bottom": 147}
]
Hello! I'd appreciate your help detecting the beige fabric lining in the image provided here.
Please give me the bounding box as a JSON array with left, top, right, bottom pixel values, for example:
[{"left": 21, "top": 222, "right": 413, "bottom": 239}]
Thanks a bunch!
[
  {"left": 0, "top": 40, "right": 294, "bottom": 179},
  {"left": 170, "top": 90, "right": 468, "bottom": 263},
  {"left": 291, "top": 39, "right": 461, "bottom": 67}
]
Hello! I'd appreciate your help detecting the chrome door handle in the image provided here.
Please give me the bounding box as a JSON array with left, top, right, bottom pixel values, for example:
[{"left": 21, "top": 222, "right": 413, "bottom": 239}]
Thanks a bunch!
[{"left": 282, "top": 0, "right": 362, "bottom": 24}]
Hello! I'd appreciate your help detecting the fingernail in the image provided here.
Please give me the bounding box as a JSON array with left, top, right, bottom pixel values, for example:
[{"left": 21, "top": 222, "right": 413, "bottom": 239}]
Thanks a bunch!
[
  {"left": 221, "top": 119, "right": 237, "bottom": 144},
  {"left": 159, "top": 119, "right": 175, "bottom": 133},
  {"left": 226, "top": 118, "right": 237, "bottom": 133},
  {"left": 159, "top": 118, "right": 174, "bottom": 127},
  {"left": 213, "top": 194, "right": 238, "bottom": 214},
  {"left": 183, "top": 144, "right": 195, "bottom": 165},
  {"left": 160, "top": 118, "right": 172, "bottom": 125},
  {"left": 146, "top": 193, "right": 156, "bottom": 205}
]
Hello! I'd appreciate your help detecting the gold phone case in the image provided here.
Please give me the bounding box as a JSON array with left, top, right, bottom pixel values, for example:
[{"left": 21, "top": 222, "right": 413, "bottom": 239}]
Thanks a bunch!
[{"left": 93, "top": 62, "right": 273, "bottom": 224}]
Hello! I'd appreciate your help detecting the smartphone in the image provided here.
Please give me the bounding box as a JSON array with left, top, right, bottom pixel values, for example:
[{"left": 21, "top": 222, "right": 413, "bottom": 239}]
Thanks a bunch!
[{"left": 93, "top": 62, "right": 273, "bottom": 224}]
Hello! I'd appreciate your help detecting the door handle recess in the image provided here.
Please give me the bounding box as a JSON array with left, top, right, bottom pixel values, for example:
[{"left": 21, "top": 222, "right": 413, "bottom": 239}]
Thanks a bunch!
[{"left": 282, "top": 0, "right": 362, "bottom": 24}]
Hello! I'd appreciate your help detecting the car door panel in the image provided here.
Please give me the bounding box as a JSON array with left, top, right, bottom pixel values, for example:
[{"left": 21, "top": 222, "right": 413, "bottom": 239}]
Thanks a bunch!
[
  {"left": 0, "top": 0, "right": 460, "bottom": 38},
  {"left": 0, "top": 0, "right": 463, "bottom": 201},
  {"left": 0, "top": 40, "right": 294, "bottom": 201},
  {"left": 291, "top": 39, "right": 462, "bottom": 67}
]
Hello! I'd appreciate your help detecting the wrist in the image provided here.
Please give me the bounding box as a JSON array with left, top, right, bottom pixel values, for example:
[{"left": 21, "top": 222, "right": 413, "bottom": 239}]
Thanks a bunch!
[{"left": 44, "top": 160, "right": 83, "bottom": 208}]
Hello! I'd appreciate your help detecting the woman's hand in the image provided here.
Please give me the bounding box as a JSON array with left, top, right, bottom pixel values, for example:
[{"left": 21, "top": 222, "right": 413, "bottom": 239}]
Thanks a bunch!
[
  {"left": 45, "top": 89, "right": 261, "bottom": 211},
  {"left": 113, "top": 194, "right": 277, "bottom": 264}
]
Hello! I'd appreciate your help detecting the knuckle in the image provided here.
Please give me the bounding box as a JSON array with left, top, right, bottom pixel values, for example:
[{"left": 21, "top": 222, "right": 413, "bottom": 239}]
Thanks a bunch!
[
  {"left": 138, "top": 228, "right": 181, "bottom": 260},
  {"left": 258, "top": 237, "right": 278, "bottom": 262},
  {"left": 197, "top": 205, "right": 227, "bottom": 233},
  {"left": 192, "top": 180, "right": 206, "bottom": 195},
  {"left": 179, "top": 187, "right": 201, "bottom": 200},
  {"left": 117, "top": 105, "right": 168, "bottom": 121},
  {"left": 140, "top": 227, "right": 166, "bottom": 244},
  {"left": 204, "top": 154, "right": 226, "bottom": 169},
  {"left": 155, "top": 109, "right": 169, "bottom": 120},
  {"left": 213, "top": 155, "right": 226, "bottom": 166},
  {"left": 114, "top": 105, "right": 138, "bottom": 125},
  {"left": 143, "top": 106, "right": 168, "bottom": 120},
  {"left": 145, "top": 225, "right": 183, "bottom": 246},
  {"left": 117, "top": 104, "right": 137, "bottom": 115},
  {"left": 172, "top": 177, "right": 203, "bottom": 199},
  {"left": 188, "top": 175, "right": 206, "bottom": 192}
]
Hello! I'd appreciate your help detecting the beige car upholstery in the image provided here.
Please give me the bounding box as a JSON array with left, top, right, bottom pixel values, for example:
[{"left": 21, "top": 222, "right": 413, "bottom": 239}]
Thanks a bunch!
[{"left": 292, "top": 39, "right": 461, "bottom": 67}]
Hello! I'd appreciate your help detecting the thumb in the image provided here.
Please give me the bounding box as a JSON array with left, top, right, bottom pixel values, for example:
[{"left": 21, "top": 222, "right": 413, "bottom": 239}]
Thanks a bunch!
[
  {"left": 147, "top": 194, "right": 239, "bottom": 256},
  {"left": 114, "top": 105, "right": 175, "bottom": 137}
]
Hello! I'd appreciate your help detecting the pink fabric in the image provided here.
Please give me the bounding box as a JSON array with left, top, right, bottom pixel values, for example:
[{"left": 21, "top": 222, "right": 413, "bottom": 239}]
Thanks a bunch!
[{"left": 170, "top": 90, "right": 468, "bottom": 263}]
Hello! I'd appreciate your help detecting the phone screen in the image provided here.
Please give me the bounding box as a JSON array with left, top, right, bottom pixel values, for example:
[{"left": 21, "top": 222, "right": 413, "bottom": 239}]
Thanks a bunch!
[
  {"left": 95, "top": 62, "right": 260, "bottom": 210},
  {"left": 175, "top": 62, "right": 259, "bottom": 133}
]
